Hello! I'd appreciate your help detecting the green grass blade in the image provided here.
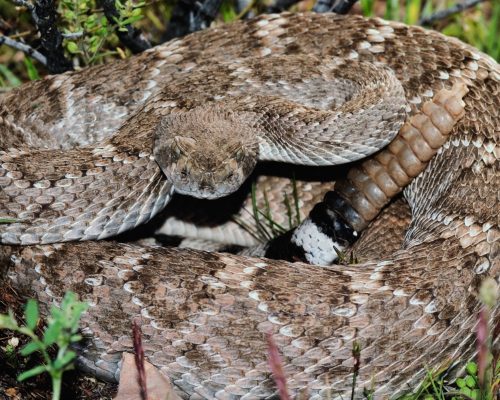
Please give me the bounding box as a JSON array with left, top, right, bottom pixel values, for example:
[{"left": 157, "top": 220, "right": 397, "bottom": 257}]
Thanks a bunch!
[
  {"left": 0, "top": 64, "right": 21, "bottom": 87},
  {"left": 384, "top": 0, "right": 400, "bottom": 21},
  {"left": 360, "top": 0, "right": 375, "bottom": 16},
  {"left": 23, "top": 57, "right": 40, "bottom": 81},
  {"left": 291, "top": 177, "right": 301, "bottom": 225},
  {"left": 256, "top": 209, "right": 286, "bottom": 234},
  {"left": 0, "top": 218, "right": 18, "bottom": 223},
  {"left": 283, "top": 192, "right": 293, "bottom": 230},
  {"left": 405, "top": 0, "right": 422, "bottom": 25}
]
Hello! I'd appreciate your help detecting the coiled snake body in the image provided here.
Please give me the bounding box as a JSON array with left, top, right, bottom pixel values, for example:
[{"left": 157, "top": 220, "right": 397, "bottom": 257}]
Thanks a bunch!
[{"left": 0, "top": 12, "right": 499, "bottom": 399}]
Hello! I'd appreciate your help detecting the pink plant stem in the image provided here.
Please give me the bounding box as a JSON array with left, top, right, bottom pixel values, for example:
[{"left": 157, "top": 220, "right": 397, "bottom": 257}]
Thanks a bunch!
[
  {"left": 476, "top": 307, "right": 489, "bottom": 388},
  {"left": 133, "top": 320, "right": 148, "bottom": 400},
  {"left": 266, "top": 332, "right": 291, "bottom": 400}
]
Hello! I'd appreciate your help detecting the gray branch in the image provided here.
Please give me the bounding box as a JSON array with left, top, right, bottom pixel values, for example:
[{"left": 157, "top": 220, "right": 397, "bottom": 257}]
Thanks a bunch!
[
  {"left": 12, "top": 0, "right": 37, "bottom": 23},
  {"left": 267, "top": 0, "right": 300, "bottom": 13},
  {"left": 0, "top": 34, "right": 47, "bottom": 65},
  {"left": 12, "top": 0, "right": 73, "bottom": 73},
  {"left": 62, "top": 31, "right": 84, "bottom": 39},
  {"left": 12, "top": 0, "right": 34, "bottom": 11},
  {"left": 162, "top": 0, "right": 223, "bottom": 42},
  {"left": 313, "top": 0, "right": 358, "bottom": 14},
  {"left": 419, "top": 0, "right": 485, "bottom": 25}
]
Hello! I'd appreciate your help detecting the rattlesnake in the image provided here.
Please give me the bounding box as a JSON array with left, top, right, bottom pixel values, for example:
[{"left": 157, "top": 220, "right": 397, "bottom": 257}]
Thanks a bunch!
[{"left": 0, "top": 12, "right": 499, "bottom": 399}]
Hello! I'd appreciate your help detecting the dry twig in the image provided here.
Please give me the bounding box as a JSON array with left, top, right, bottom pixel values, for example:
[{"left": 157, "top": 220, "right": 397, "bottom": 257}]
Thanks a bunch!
[
  {"left": 419, "top": 0, "right": 485, "bottom": 25},
  {"left": 0, "top": 34, "right": 47, "bottom": 65},
  {"left": 313, "top": 0, "right": 358, "bottom": 14}
]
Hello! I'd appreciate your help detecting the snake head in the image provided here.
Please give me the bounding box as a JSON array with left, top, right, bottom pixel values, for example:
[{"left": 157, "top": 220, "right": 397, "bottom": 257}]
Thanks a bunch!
[{"left": 154, "top": 108, "right": 259, "bottom": 199}]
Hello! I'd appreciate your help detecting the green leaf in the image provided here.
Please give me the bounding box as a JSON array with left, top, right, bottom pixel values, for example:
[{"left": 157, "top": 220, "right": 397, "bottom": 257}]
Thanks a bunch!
[
  {"left": 55, "top": 292, "right": 88, "bottom": 333},
  {"left": 18, "top": 365, "right": 48, "bottom": 381},
  {"left": 64, "top": 10, "right": 76, "bottom": 20},
  {"left": 25, "top": 299, "right": 39, "bottom": 330},
  {"left": 466, "top": 361, "right": 478, "bottom": 375},
  {"left": 53, "top": 350, "right": 76, "bottom": 369},
  {"left": 43, "top": 321, "right": 62, "bottom": 346},
  {"left": 66, "top": 41, "right": 80, "bottom": 54},
  {"left": 131, "top": 8, "right": 142, "bottom": 16},
  {"left": 89, "top": 35, "right": 99, "bottom": 45},
  {"left": 70, "top": 334, "right": 82, "bottom": 342},
  {"left": 20, "top": 341, "right": 41, "bottom": 356},
  {"left": 0, "top": 311, "right": 19, "bottom": 330},
  {"left": 89, "top": 43, "right": 100, "bottom": 53},
  {"left": 50, "top": 305, "right": 62, "bottom": 321},
  {"left": 465, "top": 375, "right": 476, "bottom": 388},
  {"left": 98, "top": 27, "right": 108, "bottom": 36},
  {"left": 120, "top": 16, "right": 142, "bottom": 25},
  {"left": 86, "top": 14, "right": 97, "bottom": 25},
  {"left": 456, "top": 377, "right": 466, "bottom": 388}
]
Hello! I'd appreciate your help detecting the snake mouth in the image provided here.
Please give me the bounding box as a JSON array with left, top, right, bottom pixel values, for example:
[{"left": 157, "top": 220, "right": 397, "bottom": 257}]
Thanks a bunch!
[
  {"left": 173, "top": 184, "right": 238, "bottom": 200},
  {"left": 166, "top": 168, "right": 251, "bottom": 200}
]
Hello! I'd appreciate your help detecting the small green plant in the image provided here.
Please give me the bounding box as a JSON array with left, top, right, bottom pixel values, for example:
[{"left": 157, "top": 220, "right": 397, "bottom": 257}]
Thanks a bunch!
[
  {"left": 2, "top": 336, "right": 21, "bottom": 369},
  {"left": 0, "top": 292, "right": 88, "bottom": 400},
  {"left": 396, "top": 278, "right": 499, "bottom": 400},
  {"left": 453, "top": 361, "right": 486, "bottom": 400},
  {"left": 396, "top": 360, "right": 499, "bottom": 400},
  {"left": 56, "top": 0, "right": 145, "bottom": 64},
  {"left": 442, "top": 1, "right": 500, "bottom": 62}
]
